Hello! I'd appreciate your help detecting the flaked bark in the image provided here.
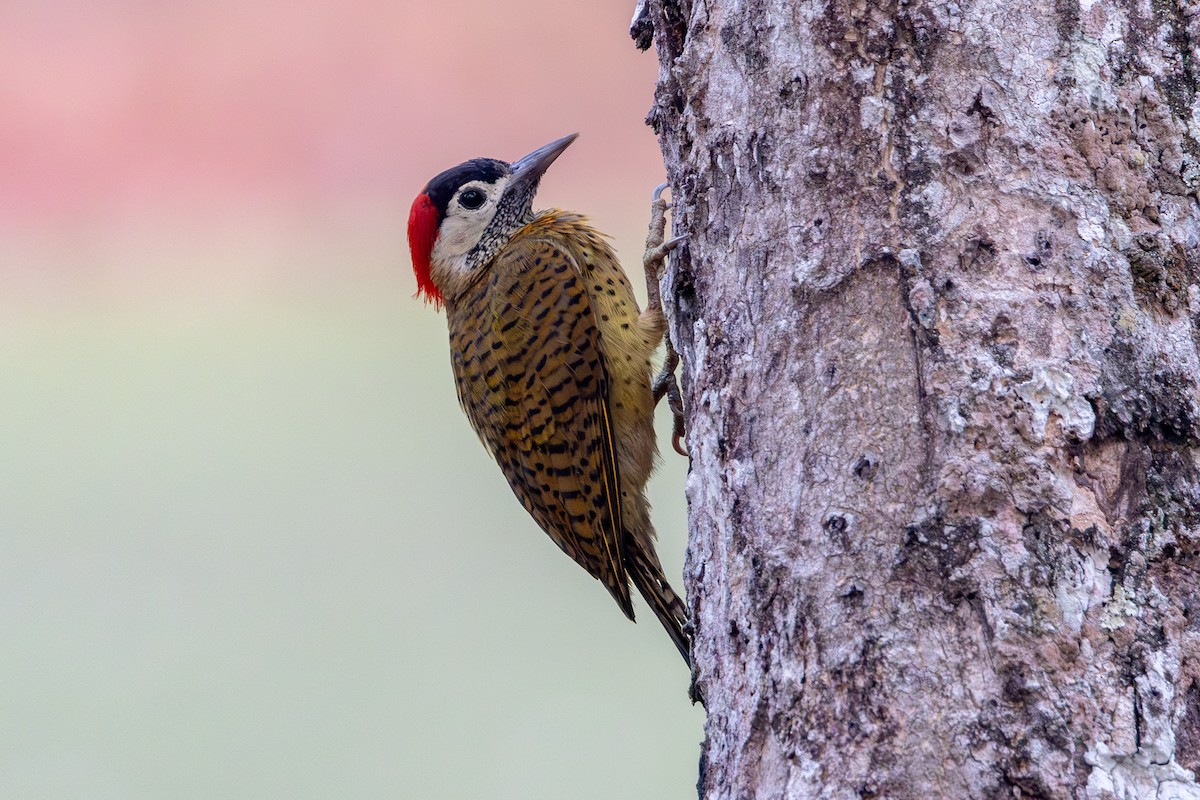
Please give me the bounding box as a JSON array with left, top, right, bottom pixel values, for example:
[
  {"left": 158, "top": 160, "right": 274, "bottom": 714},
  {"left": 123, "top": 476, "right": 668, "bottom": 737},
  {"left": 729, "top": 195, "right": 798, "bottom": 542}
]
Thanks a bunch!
[{"left": 635, "top": 0, "right": 1200, "bottom": 797}]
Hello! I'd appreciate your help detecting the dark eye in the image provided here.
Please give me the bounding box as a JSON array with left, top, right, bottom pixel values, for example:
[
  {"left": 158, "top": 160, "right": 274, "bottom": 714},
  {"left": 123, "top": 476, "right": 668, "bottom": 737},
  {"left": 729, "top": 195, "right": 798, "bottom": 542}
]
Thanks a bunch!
[{"left": 459, "top": 189, "right": 486, "bottom": 210}]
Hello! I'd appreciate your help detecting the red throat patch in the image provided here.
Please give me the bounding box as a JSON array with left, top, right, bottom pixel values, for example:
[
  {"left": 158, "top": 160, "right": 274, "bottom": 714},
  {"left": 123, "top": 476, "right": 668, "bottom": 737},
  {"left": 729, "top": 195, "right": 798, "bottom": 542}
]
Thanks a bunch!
[{"left": 407, "top": 192, "right": 444, "bottom": 307}]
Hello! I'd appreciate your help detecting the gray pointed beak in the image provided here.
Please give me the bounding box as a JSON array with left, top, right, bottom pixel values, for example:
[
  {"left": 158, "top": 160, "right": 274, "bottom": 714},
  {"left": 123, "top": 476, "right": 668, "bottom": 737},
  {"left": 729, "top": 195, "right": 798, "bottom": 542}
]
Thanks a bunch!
[{"left": 509, "top": 133, "right": 578, "bottom": 187}]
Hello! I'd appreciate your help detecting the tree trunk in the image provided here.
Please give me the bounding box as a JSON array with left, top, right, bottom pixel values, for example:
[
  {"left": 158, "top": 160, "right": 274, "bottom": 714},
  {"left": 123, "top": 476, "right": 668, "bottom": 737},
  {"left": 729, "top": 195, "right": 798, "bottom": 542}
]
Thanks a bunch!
[{"left": 634, "top": 0, "right": 1200, "bottom": 797}]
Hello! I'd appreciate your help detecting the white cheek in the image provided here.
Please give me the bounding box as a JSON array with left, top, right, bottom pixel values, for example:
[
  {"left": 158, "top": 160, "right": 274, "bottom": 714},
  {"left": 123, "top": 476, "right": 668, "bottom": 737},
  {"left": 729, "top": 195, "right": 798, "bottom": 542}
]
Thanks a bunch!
[{"left": 431, "top": 208, "right": 494, "bottom": 276}]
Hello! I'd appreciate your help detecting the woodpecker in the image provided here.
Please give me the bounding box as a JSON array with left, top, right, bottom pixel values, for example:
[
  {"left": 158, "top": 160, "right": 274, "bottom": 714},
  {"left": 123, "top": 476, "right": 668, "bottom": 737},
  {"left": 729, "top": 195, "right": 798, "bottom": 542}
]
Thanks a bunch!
[{"left": 407, "top": 134, "right": 691, "bottom": 666}]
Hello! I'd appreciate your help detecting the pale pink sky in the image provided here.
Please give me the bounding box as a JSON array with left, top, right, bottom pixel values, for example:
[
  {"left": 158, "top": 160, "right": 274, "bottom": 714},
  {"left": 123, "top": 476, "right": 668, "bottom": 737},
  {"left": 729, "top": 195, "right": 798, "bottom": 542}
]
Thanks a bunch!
[{"left": 1, "top": 1, "right": 664, "bottom": 270}]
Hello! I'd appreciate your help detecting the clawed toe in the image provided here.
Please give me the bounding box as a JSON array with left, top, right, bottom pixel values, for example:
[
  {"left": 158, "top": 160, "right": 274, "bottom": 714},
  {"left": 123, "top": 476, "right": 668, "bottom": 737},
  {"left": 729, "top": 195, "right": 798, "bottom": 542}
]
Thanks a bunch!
[
  {"left": 645, "top": 236, "right": 686, "bottom": 276},
  {"left": 666, "top": 380, "right": 688, "bottom": 457},
  {"left": 672, "top": 430, "right": 688, "bottom": 458}
]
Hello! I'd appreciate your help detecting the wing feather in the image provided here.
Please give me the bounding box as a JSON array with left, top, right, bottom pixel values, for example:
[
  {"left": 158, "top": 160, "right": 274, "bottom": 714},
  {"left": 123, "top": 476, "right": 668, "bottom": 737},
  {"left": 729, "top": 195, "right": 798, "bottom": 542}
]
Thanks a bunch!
[{"left": 446, "top": 228, "right": 632, "bottom": 615}]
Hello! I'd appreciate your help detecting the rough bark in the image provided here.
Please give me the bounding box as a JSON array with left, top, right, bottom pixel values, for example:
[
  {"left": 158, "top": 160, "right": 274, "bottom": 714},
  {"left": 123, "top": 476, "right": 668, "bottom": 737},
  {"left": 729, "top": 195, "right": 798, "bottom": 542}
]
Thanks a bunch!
[{"left": 634, "top": 0, "right": 1200, "bottom": 797}]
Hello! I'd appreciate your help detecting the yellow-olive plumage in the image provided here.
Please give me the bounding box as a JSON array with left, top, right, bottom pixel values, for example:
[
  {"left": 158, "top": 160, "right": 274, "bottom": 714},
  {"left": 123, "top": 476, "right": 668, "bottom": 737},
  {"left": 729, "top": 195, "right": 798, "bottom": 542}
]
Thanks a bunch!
[
  {"left": 448, "top": 212, "right": 686, "bottom": 658},
  {"left": 409, "top": 135, "right": 690, "bottom": 665}
]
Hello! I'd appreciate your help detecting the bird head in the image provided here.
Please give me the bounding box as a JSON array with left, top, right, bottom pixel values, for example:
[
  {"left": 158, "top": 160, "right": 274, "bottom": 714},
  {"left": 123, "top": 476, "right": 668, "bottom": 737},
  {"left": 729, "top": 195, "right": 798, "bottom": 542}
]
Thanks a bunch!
[{"left": 407, "top": 133, "right": 578, "bottom": 307}]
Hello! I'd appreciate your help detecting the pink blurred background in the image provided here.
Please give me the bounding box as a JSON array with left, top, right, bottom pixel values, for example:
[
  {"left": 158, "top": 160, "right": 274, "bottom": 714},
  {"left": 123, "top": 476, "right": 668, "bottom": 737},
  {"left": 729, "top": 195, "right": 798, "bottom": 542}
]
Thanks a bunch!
[
  {"left": 1, "top": 0, "right": 666, "bottom": 300},
  {"left": 1, "top": 3, "right": 701, "bottom": 799}
]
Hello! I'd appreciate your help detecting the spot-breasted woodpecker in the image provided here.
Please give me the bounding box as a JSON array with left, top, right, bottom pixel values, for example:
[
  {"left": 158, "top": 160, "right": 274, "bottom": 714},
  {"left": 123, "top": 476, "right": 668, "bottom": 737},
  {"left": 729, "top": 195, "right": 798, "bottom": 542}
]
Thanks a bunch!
[{"left": 407, "top": 134, "right": 691, "bottom": 665}]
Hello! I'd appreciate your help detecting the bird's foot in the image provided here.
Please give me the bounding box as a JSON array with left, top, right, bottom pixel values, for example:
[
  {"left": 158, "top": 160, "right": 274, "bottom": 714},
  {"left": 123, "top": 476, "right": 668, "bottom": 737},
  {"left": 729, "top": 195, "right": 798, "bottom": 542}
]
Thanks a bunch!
[
  {"left": 645, "top": 183, "right": 688, "bottom": 457},
  {"left": 652, "top": 346, "right": 688, "bottom": 457},
  {"left": 643, "top": 184, "right": 687, "bottom": 291}
]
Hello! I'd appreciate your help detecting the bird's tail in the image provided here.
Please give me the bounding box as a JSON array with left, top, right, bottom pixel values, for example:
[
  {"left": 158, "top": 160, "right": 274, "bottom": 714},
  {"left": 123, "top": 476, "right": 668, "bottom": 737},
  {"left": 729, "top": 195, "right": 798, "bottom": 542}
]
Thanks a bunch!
[{"left": 628, "top": 553, "right": 692, "bottom": 667}]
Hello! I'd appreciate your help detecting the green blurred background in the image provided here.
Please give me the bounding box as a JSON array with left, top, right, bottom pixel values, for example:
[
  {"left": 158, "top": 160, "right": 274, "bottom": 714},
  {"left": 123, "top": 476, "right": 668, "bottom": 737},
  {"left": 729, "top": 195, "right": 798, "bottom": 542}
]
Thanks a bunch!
[{"left": 1, "top": 2, "right": 702, "bottom": 798}]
